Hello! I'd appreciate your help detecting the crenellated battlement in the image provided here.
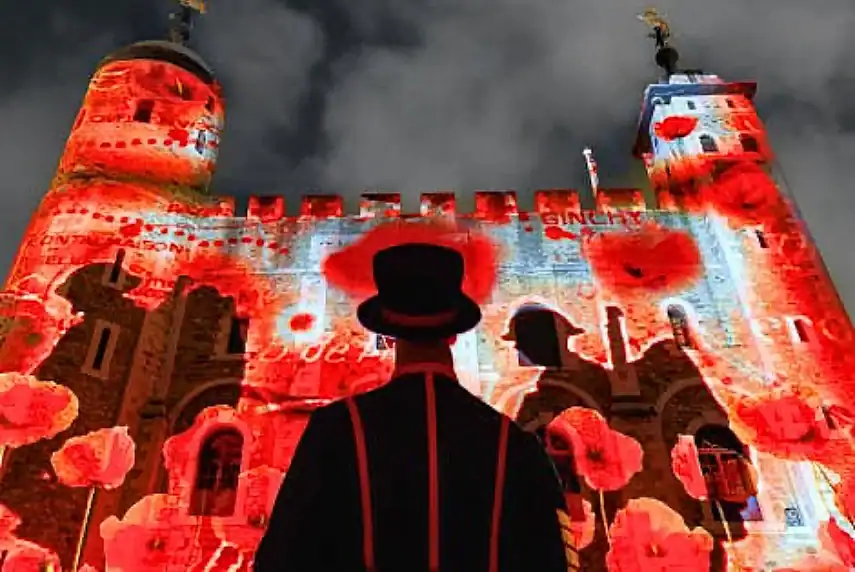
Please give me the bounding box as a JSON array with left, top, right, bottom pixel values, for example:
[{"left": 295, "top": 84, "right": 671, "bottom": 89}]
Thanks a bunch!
[{"left": 168, "top": 189, "right": 656, "bottom": 221}]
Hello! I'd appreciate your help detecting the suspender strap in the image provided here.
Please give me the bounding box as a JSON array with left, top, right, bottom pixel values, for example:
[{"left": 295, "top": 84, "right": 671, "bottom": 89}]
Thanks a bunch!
[
  {"left": 425, "top": 373, "right": 440, "bottom": 571},
  {"left": 489, "top": 415, "right": 511, "bottom": 572},
  {"left": 347, "top": 397, "right": 376, "bottom": 572}
]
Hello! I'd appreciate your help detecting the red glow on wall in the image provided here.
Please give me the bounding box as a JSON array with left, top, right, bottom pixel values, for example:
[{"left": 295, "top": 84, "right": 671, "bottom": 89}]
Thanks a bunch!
[
  {"left": 321, "top": 221, "right": 499, "bottom": 304},
  {"left": 701, "top": 161, "right": 783, "bottom": 225},
  {"left": 583, "top": 224, "right": 702, "bottom": 295}
]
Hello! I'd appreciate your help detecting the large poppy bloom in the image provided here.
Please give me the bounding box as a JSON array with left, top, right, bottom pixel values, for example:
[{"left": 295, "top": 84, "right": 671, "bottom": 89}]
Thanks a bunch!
[
  {"left": 606, "top": 497, "right": 713, "bottom": 572},
  {"left": 51, "top": 426, "right": 136, "bottom": 489},
  {"left": 700, "top": 161, "right": 781, "bottom": 225},
  {"left": 730, "top": 388, "right": 848, "bottom": 464},
  {"left": 583, "top": 224, "right": 702, "bottom": 296},
  {"left": 654, "top": 116, "right": 699, "bottom": 141},
  {"left": 101, "top": 494, "right": 186, "bottom": 572},
  {"left": 0, "top": 373, "right": 78, "bottom": 448},
  {"left": 670, "top": 435, "right": 708, "bottom": 500},
  {"left": 0, "top": 540, "right": 61, "bottom": 572},
  {"left": 547, "top": 407, "right": 643, "bottom": 491},
  {"left": 321, "top": 220, "right": 498, "bottom": 304}
]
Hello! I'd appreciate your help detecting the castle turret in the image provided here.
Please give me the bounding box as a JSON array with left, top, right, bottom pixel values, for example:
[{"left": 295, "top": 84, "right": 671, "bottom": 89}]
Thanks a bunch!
[{"left": 5, "top": 1, "right": 223, "bottom": 290}]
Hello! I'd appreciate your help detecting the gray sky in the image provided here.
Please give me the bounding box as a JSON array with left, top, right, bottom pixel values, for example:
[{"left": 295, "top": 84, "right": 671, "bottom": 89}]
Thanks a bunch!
[{"left": 1, "top": 0, "right": 853, "bottom": 313}]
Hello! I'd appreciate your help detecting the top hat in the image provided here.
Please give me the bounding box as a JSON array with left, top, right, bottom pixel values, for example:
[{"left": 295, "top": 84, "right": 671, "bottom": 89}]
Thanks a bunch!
[
  {"left": 357, "top": 243, "right": 482, "bottom": 340},
  {"left": 501, "top": 303, "right": 585, "bottom": 342}
]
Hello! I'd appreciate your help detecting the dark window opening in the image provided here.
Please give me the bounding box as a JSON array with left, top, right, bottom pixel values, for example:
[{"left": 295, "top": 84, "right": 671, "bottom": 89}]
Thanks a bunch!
[
  {"left": 695, "top": 425, "right": 762, "bottom": 523},
  {"left": 91, "top": 328, "right": 113, "bottom": 372},
  {"left": 206, "top": 96, "right": 215, "bottom": 113},
  {"left": 226, "top": 317, "right": 248, "bottom": 355},
  {"left": 792, "top": 318, "right": 811, "bottom": 343},
  {"left": 740, "top": 134, "right": 759, "bottom": 153},
  {"left": 667, "top": 305, "right": 694, "bottom": 348},
  {"left": 195, "top": 131, "right": 207, "bottom": 155},
  {"left": 687, "top": 100, "right": 696, "bottom": 110},
  {"left": 133, "top": 100, "right": 155, "bottom": 123},
  {"left": 190, "top": 429, "right": 243, "bottom": 516},
  {"left": 511, "top": 310, "right": 563, "bottom": 368},
  {"left": 726, "top": 99, "right": 735, "bottom": 109},
  {"left": 754, "top": 229, "right": 769, "bottom": 249},
  {"left": 107, "top": 249, "right": 125, "bottom": 285},
  {"left": 699, "top": 134, "right": 718, "bottom": 153}
]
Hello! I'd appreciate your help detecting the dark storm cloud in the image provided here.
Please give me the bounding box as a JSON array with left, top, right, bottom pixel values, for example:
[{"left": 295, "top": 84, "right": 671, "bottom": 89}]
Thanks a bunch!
[{"left": 0, "top": 0, "right": 854, "bottom": 311}]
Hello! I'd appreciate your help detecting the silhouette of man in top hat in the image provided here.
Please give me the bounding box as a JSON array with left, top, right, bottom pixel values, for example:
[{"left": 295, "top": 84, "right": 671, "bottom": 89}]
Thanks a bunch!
[{"left": 256, "top": 244, "right": 575, "bottom": 571}]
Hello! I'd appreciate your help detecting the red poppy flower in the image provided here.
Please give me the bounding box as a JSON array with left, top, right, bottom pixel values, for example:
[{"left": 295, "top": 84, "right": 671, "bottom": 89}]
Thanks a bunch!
[
  {"left": 101, "top": 494, "right": 186, "bottom": 572},
  {"left": 654, "top": 116, "right": 699, "bottom": 141},
  {"left": 670, "top": 435, "right": 708, "bottom": 500},
  {"left": 0, "top": 373, "right": 78, "bottom": 448},
  {"left": 0, "top": 540, "right": 61, "bottom": 572},
  {"left": 321, "top": 221, "right": 498, "bottom": 304},
  {"left": 730, "top": 388, "right": 848, "bottom": 463},
  {"left": 51, "top": 426, "right": 136, "bottom": 489},
  {"left": 700, "top": 161, "right": 781, "bottom": 225},
  {"left": 0, "top": 504, "right": 21, "bottom": 540},
  {"left": 547, "top": 407, "right": 643, "bottom": 491},
  {"left": 819, "top": 518, "right": 855, "bottom": 567},
  {"left": 606, "top": 497, "right": 713, "bottom": 572},
  {"left": 582, "top": 224, "right": 701, "bottom": 295}
]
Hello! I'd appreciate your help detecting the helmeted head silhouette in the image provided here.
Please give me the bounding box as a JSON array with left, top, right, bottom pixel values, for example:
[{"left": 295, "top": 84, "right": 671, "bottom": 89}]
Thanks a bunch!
[
  {"left": 501, "top": 304, "right": 585, "bottom": 367},
  {"left": 357, "top": 243, "right": 482, "bottom": 341}
]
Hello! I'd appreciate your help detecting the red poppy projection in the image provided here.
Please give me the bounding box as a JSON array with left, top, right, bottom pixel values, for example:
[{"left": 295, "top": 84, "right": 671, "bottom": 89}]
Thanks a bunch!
[{"left": 0, "top": 53, "right": 854, "bottom": 572}]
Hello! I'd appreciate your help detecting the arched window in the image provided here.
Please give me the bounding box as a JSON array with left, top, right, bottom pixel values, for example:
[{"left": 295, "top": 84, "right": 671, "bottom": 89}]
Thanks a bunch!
[
  {"left": 190, "top": 428, "right": 244, "bottom": 516},
  {"left": 667, "top": 305, "right": 694, "bottom": 348},
  {"left": 695, "top": 425, "right": 763, "bottom": 522},
  {"left": 740, "top": 134, "right": 759, "bottom": 153},
  {"left": 699, "top": 134, "right": 718, "bottom": 153}
]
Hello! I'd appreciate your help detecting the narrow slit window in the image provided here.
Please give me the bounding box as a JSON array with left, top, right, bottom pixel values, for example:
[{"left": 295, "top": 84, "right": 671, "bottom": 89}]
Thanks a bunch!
[
  {"left": 754, "top": 229, "right": 769, "bottom": 249},
  {"left": 667, "top": 305, "right": 694, "bottom": 348},
  {"left": 226, "top": 317, "right": 248, "bottom": 355},
  {"left": 106, "top": 249, "right": 126, "bottom": 286},
  {"left": 792, "top": 318, "right": 811, "bottom": 343},
  {"left": 195, "top": 131, "right": 207, "bottom": 155},
  {"left": 740, "top": 134, "right": 759, "bottom": 153},
  {"left": 92, "top": 329, "right": 112, "bottom": 371},
  {"left": 699, "top": 134, "right": 718, "bottom": 153},
  {"left": 133, "top": 99, "right": 155, "bottom": 123}
]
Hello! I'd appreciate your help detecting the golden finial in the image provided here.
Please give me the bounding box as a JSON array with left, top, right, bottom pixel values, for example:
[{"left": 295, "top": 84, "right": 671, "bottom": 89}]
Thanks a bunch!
[{"left": 637, "top": 8, "right": 671, "bottom": 45}]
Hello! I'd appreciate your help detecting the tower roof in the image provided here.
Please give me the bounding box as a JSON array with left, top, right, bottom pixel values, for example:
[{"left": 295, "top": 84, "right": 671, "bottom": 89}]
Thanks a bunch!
[{"left": 98, "top": 40, "right": 215, "bottom": 84}]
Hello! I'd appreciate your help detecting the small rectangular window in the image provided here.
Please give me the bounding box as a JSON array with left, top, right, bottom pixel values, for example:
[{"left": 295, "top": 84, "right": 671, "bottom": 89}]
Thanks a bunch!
[
  {"left": 687, "top": 100, "right": 696, "bottom": 110},
  {"left": 104, "top": 249, "right": 126, "bottom": 288},
  {"left": 226, "top": 317, "right": 248, "bottom": 355},
  {"left": 83, "top": 321, "right": 119, "bottom": 378},
  {"left": 195, "top": 131, "right": 207, "bottom": 155},
  {"left": 133, "top": 100, "right": 154, "bottom": 123},
  {"left": 726, "top": 99, "right": 735, "bottom": 109},
  {"left": 754, "top": 230, "right": 769, "bottom": 249}
]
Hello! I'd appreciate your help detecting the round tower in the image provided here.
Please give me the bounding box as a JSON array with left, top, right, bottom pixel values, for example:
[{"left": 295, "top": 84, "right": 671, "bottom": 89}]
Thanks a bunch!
[
  {"left": 5, "top": 14, "right": 224, "bottom": 292},
  {"left": 61, "top": 40, "right": 223, "bottom": 190}
]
